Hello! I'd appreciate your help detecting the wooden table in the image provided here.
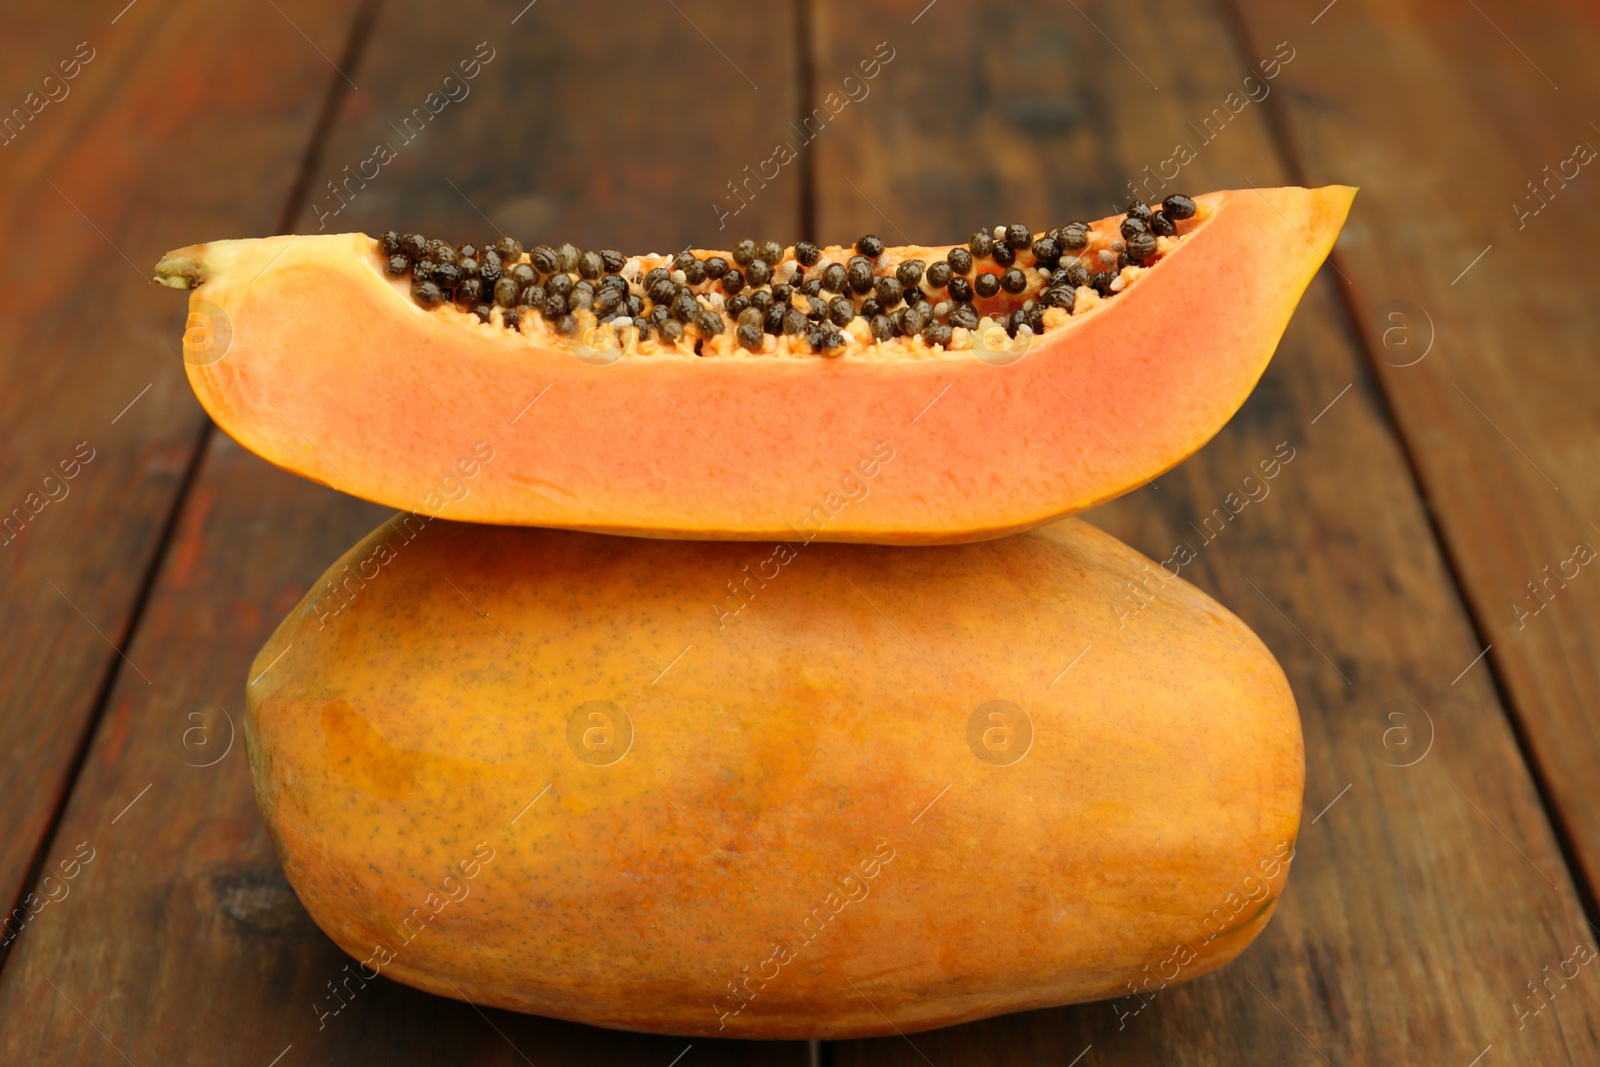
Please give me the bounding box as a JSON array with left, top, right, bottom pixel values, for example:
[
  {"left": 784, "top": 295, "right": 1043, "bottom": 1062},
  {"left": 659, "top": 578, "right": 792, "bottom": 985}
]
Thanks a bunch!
[{"left": 4, "top": 1, "right": 1598, "bottom": 1062}]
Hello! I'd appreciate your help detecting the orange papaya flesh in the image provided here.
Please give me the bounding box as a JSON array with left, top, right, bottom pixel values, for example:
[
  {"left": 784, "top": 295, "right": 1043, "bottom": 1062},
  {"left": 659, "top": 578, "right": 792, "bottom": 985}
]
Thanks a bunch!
[
  {"left": 246, "top": 515, "right": 1304, "bottom": 1039},
  {"left": 159, "top": 186, "right": 1353, "bottom": 544}
]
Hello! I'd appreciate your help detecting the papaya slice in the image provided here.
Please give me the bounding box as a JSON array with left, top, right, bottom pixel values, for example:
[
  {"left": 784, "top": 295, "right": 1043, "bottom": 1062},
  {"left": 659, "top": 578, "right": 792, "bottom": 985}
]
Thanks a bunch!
[
  {"left": 246, "top": 514, "right": 1303, "bottom": 1038},
  {"left": 157, "top": 186, "right": 1353, "bottom": 544}
]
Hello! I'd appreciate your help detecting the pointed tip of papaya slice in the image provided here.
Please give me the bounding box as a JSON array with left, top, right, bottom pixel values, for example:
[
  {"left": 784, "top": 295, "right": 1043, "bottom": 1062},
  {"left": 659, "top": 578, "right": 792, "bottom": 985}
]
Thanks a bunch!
[{"left": 162, "top": 187, "right": 1354, "bottom": 544}]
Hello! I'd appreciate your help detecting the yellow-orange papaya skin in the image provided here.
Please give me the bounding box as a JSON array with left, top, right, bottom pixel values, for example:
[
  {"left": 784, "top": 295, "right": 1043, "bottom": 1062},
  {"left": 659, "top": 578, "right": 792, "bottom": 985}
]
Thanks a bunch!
[
  {"left": 163, "top": 186, "right": 1354, "bottom": 544},
  {"left": 246, "top": 517, "right": 1303, "bottom": 1039}
]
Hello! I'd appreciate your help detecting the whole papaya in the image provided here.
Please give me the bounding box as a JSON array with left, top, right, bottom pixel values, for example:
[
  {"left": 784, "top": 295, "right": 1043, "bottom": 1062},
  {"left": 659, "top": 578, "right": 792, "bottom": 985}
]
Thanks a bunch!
[{"left": 246, "top": 516, "right": 1302, "bottom": 1038}]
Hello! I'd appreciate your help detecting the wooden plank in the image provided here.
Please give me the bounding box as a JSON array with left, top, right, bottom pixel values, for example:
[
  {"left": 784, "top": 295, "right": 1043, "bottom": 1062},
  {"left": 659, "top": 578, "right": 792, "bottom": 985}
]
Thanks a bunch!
[
  {"left": 1228, "top": 0, "right": 1600, "bottom": 898},
  {"left": 0, "top": 0, "right": 366, "bottom": 946},
  {"left": 808, "top": 1, "right": 1600, "bottom": 1063},
  {"left": 0, "top": 2, "right": 809, "bottom": 1062},
  {"left": 299, "top": 0, "right": 803, "bottom": 249}
]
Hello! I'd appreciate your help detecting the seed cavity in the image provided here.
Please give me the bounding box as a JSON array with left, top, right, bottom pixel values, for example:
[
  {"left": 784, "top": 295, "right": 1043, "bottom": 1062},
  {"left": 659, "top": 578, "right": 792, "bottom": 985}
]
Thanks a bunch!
[{"left": 378, "top": 195, "right": 1199, "bottom": 355}]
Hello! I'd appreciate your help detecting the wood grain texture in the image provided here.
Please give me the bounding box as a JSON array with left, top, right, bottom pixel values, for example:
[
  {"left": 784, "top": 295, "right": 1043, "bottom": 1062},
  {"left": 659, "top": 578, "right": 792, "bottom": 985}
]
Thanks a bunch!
[
  {"left": 8, "top": 0, "right": 1597, "bottom": 1062},
  {"left": 0, "top": 2, "right": 807, "bottom": 1062},
  {"left": 300, "top": 0, "right": 803, "bottom": 250},
  {"left": 807, "top": 1, "right": 1600, "bottom": 1063},
  {"left": 0, "top": 0, "right": 365, "bottom": 951},
  {"left": 1229, "top": 0, "right": 1600, "bottom": 899}
]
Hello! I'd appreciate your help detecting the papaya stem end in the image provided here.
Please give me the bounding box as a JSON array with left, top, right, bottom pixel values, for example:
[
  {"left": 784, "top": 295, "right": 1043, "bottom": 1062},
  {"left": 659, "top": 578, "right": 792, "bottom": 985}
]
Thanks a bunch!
[{"left": 154, "top": 248, "right": 205, "bottom": 290}]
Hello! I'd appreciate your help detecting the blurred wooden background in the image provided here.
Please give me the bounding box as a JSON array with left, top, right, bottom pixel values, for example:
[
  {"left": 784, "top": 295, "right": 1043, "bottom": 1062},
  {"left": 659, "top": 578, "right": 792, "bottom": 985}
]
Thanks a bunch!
[{"left": 2, "top": 1, "right": 1598, "bottom": 1063}]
